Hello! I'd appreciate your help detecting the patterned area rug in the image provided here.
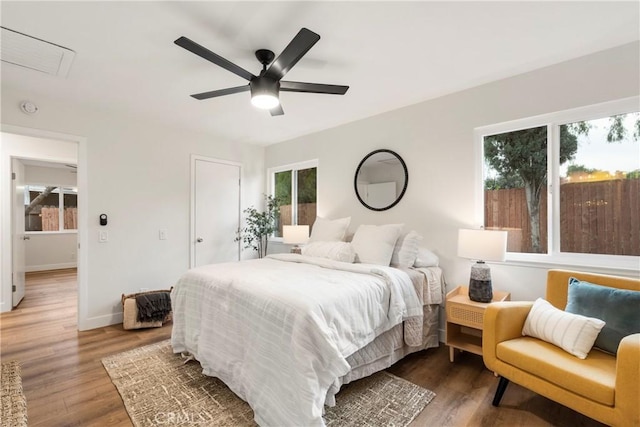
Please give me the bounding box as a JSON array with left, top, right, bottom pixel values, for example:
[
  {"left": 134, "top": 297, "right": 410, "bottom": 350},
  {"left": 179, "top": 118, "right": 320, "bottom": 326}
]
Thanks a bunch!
[
  {"left": 1, "top": 360, "right": 28, "bottom": 427},
  {"left": 102, "top": 340, "right": 435, "bottom": 427}
]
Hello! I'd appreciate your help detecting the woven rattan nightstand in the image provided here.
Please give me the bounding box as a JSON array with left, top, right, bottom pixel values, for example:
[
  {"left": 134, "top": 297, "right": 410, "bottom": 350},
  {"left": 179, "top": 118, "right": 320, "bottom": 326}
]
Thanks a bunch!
[{"left": 445, "top": 285, "right": 510, "bottom": 362}]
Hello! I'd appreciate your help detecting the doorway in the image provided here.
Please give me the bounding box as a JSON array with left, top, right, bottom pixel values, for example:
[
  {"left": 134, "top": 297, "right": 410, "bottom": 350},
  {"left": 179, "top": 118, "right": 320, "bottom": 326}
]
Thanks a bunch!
[
  {"left": 14, "top": 159, "right": 79, "bottom": 308},
  {"left": 1, "top": 128, "right": 82, "bottom": 326}
]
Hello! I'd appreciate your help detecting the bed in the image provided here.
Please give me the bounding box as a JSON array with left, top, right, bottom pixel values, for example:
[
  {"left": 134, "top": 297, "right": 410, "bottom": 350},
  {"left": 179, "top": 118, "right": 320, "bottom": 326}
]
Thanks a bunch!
[{"left": 171, "top": 251, "right": 444, "bottom": 427}]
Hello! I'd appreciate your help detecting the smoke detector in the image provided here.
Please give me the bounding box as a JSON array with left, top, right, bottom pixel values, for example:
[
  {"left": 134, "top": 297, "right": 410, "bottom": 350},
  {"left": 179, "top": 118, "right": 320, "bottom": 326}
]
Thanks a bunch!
[{"left": 20, "top": 101, "right": 38, "bottom": 114}]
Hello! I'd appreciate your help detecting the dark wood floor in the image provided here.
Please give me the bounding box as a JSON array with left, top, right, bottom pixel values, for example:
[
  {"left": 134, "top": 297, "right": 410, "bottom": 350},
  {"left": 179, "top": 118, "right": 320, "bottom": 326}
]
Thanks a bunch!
[{"left": 0, "top": 269, "right": 604, "bottom": 426}]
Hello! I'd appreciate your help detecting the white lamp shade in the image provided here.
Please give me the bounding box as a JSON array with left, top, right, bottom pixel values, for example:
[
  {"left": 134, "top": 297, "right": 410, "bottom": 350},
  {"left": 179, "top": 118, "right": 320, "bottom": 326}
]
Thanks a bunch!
[
  {"left": 283, "top": 225, "right": 310, "bottom": 245},
  {"left": 457, "top": 229, "right": 507, "bottom": 262}
]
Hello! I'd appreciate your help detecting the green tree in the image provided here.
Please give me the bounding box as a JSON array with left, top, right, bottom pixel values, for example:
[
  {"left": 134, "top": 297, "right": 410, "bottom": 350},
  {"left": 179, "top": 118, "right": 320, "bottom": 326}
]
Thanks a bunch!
[
  {"left": 297, "top": 168, "right": 317, "bottom": 203},
  {"left": 484, "top": 173, "right": 523, "bottom": 190},
  {"left": 566, "top": 164, "right": 597, "bottom": 175},
  {"left": 627, "top": 169, "right": 640, "bottom": 180},
  {"left": 274, "top": 168, "right": 317, "bottom": 205},
  {"left": 484, "top": 125, "right": 579, "bottom": 252},
  {"left": 274, "top": 171, "right": 292, "bottom": 205}
]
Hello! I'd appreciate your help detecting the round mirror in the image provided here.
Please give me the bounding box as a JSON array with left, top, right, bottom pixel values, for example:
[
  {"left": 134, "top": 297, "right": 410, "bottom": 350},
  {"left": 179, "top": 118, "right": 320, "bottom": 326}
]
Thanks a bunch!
[{"left": 354, "top": 149, "right": 408, "bottom": 211}]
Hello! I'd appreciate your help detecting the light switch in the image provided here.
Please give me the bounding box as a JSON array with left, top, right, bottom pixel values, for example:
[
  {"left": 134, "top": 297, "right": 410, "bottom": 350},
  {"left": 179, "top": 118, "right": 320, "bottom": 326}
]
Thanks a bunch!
[
  {"left": 99, "top": 230, "right": 109, "bottom": 243},
  {"left": 159, "top": 229, "right": 168, "bottom": 240}
]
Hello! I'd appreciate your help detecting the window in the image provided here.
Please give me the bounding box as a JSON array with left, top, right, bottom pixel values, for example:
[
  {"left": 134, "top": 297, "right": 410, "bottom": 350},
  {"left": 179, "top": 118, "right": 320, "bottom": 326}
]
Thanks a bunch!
[
  {"left": 25, "top": 185, "right": 78, "bottom": 232},
  {"left": 476, "top": 98, "right": 639, "bottom": 269},
  {"left": 269, "top": 160, "right": 317, "bottom": 238}
]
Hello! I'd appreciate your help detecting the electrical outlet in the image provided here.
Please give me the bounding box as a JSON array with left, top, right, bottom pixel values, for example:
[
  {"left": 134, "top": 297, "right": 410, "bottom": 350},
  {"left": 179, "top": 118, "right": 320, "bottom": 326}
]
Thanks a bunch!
[
  {"left": 159, "top": 229, "right": 168, "bottom": 240},
  {"left": 99, "top": 230, "right": 109, "bottom": 243}
]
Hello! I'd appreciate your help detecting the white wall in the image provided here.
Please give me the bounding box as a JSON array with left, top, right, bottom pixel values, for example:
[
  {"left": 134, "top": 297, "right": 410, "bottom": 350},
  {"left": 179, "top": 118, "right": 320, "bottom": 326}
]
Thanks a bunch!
[
  {"left": 1, "top": 92, "right": 265, "bottom": 330},
  {"left": 24, "top": 163, "right": 78, "bottom": 271},
  {"left": 266, "top": 42, "right": 640, "bottom": 306},
  {"left": 25, "top": 164, "right": 77, "bottom": 186},
  {"left": 25, "top": 233, "right": 77, "bottom": 272}
]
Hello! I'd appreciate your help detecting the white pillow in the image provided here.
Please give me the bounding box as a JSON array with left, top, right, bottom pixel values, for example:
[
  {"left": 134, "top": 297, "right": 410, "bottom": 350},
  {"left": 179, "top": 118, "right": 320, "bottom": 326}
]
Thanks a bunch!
[
  {"left": 351, "top": 224, "right": 403, "bottom": 266},
  {"left": 309, "top": 216, "right": 351, "bottom": 242},
  {"left": 414, "top": 247, "right": 439, "bottom": 267},
  {"left": 391, "top": 230, "right": 423, "bottom": 267},
  {"left": 301, "top": 241, "right": 356, "bottom": 263},
  {"left": 522, "top": 298, "right": 605, "bottom": 359}
]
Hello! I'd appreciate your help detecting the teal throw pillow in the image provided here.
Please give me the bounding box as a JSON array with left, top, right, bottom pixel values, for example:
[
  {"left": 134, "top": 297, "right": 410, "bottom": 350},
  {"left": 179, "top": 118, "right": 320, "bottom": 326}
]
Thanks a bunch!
[{"left": 565, "top": 278, "right": 640, "bottom": 354}]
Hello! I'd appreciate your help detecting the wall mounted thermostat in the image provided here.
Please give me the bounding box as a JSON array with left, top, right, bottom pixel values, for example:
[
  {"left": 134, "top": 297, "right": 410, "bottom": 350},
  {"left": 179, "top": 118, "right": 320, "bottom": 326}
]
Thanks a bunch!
[{"left": 99, "top": 214, "right": 108, "bottom": 226}]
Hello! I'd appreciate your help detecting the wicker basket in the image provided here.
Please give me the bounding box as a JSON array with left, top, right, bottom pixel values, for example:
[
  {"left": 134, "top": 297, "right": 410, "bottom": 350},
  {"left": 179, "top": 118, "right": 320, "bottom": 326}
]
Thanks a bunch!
[{"left": 121, "top": 288, "right": 172, "bottom": 330}]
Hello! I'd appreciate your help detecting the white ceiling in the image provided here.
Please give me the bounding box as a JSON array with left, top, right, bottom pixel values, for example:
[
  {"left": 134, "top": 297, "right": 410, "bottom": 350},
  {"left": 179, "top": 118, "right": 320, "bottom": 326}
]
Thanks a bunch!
[{"left": 1, "top": 1, "right": 638, "bottom": 146}]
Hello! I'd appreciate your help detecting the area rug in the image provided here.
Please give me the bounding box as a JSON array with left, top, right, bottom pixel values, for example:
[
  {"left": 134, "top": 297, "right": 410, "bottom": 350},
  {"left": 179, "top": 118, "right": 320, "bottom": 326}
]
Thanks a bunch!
[
  {"left": 102, "top": 340, "right": 435, "bottom": 427},
  {"left": 1, "top": 360, "right": 28, "bottom": 427}
]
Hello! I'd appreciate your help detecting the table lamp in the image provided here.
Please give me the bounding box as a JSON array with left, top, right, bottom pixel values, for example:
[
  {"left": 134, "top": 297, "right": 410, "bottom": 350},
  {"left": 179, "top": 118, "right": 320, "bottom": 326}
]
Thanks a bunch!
[
  {"left": 283, "top": 225, "right": 309, "bottom": 254},
  {"left": 457, "top": 228, "right": 508, "bottom": 302}
]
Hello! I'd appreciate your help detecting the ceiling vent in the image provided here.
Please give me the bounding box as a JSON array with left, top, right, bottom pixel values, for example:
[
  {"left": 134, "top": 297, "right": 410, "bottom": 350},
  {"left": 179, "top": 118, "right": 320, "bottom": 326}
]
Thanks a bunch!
[{"left": 0, "top": 27, "right": 75, "bottom": 77}]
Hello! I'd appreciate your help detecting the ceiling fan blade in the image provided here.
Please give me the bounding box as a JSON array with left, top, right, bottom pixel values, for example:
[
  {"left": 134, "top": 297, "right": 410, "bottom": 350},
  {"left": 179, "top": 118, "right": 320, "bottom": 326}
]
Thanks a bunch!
[
  {"left": 270, "top": 104, "right": 284, "bottom": 116},
  {"left": 175, "top": 36, "right": 255, "bottom": 81},
  {"left": 191, "top": 85, "right": 249, "bottom": 100},
  {"left": 280, "top": 81, "right": 349, "bottom": 95},
  {"left": 264, "top": 28, "right": 320, "bottom": 81}
]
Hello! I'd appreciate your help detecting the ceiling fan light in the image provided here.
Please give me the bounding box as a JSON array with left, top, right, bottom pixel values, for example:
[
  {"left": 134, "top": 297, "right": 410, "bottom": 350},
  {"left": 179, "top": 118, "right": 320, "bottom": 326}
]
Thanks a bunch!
[{"left": 251, "top": 93, "right": 279, "bottom": 109}]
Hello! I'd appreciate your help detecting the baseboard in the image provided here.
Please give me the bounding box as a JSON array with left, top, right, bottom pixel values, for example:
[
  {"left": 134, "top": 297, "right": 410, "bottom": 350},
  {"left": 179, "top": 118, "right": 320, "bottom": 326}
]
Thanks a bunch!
[
  {"left": 26, "top": 262, "right": 77, "bottom": 272},
  {"left": 78, "top": 311, "right": 123, "bottom": 331}
]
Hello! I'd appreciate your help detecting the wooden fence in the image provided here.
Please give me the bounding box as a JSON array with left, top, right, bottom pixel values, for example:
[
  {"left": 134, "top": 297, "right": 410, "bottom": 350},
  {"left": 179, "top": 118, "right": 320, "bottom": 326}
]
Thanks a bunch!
[
  {"left": 485, "top": 179, "right": 639, "bottom": 255},
  {"left": 38, "top": 207, "right": 78, "bottom": 231}
]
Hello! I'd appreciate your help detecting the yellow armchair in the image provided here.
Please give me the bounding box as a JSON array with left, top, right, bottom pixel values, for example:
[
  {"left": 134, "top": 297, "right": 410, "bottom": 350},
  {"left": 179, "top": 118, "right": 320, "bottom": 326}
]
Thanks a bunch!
[{"left": 483, "top": 269, "right": 640, "bottom": 427}]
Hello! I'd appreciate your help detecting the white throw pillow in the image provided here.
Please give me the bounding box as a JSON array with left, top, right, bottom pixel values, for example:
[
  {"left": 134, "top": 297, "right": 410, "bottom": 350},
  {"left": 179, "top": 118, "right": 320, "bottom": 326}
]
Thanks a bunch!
[
  {"left": 301, "top": 241, "right": 356, "bottom": 263},
  {"left": 522, "top": 298, "right": 605, "bottom": 359},
  {"left": 309, "top": 216, "right": 351, "bottom": 242},
  {"left": 414, "top": 247, "right": 439, "bottom": 267},
  {"left": 351, "top": 224, "right": 403, "bottom": 266},
  {"left": 390, "top": 230, "right": 423, "bottom": 267}
]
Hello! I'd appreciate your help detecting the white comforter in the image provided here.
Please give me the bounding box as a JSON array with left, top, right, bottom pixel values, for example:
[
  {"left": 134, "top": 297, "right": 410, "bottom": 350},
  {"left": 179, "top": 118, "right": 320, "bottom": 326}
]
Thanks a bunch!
[{"left": 171, "top": 253, "right": 422, "bottom": 427}]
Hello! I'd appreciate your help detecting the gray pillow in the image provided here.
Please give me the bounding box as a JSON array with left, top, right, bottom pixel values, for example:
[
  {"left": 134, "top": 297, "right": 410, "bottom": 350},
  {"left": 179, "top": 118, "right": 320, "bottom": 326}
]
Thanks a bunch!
[{"left": 565, "top": 278, "right": 640, "bottom": 354}]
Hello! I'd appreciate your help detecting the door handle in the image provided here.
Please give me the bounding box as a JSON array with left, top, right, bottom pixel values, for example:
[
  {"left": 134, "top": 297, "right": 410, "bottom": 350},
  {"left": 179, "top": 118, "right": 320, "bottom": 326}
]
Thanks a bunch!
[
  {"left": 23, "top": 236, "right": 30, "bottom": 240},
  {"left": 196, "top": 237, "right": 203, "bottom": 243}
]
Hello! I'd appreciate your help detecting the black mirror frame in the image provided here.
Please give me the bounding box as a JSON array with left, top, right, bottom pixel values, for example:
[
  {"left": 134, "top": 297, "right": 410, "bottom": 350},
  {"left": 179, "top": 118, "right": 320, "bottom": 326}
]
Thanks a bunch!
[{"left": 354, "top": 149, "right": 408, "bottom": 212}]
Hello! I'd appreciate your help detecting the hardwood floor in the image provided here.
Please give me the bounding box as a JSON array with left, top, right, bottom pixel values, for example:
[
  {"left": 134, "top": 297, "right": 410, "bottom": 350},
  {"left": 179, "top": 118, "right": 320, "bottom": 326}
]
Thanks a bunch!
[
  {"left": 1, "top": 269, "right": 604, "bottom": 426},
  {"left": 1, "top": 269, "right": 170, "bottom": 426}
]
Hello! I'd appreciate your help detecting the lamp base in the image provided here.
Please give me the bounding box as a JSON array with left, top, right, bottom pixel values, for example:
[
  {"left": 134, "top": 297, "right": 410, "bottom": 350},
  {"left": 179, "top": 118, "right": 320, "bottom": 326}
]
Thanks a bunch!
[{"left": 468, "top": 261, "right": 493, "bottom": 303}]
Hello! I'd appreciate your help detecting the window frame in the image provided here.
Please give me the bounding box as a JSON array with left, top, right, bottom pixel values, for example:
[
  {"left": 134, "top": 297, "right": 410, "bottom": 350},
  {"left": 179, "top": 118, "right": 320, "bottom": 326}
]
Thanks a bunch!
[
  {"left": 267, "top": 159, "right": 318, "bottom": 241},
  {"left": 474, "top": 96, "right": 639, "bottom": 273},
  {"left": 25, "top": 184, "right": 78, "bottom": 234}
]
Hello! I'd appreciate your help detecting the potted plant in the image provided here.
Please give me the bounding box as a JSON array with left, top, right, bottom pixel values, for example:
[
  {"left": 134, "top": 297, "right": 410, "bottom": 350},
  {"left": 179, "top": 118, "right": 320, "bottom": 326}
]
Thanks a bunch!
[{"left": 235, "top": 194, "right": 280, "bottom": 258}]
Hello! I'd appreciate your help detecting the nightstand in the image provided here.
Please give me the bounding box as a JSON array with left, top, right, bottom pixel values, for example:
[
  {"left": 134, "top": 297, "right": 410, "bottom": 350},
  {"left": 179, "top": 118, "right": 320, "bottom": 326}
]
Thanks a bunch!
[{"left": 445, "top": 285, "right": 511, "bottom": 362}]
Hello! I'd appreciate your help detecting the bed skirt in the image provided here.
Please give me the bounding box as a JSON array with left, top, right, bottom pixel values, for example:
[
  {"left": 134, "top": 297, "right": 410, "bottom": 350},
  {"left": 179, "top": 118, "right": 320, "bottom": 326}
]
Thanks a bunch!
[{"left": 327, "top": 304, "right": 439, "bottom": 403}]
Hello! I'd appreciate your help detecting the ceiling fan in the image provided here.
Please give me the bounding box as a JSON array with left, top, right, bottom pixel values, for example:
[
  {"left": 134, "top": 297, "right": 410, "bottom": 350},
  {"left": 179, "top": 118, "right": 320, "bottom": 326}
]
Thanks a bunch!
[{"left": 174, "top": 28, "right": 349, "bottom": 116}]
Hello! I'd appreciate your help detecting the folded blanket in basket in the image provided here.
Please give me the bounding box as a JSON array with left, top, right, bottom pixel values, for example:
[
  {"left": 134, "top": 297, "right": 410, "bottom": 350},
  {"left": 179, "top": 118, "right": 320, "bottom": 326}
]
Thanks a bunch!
[{"left": 136, "top": 292, "right": 171, "bottom": 322}]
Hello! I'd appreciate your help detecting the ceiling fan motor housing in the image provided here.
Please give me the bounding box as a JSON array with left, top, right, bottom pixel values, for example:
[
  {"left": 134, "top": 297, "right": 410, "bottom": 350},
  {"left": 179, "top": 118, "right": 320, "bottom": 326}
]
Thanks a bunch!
[{"left": 250, "top": 76, "right": 280, "bottom": 98}]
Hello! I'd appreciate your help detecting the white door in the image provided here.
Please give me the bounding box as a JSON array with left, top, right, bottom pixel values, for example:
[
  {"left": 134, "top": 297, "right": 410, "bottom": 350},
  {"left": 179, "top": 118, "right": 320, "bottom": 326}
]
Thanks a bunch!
[
  {"left": 192, "top": 157, "right": 241, "bottom": 267},
  {"left": 12, "top": 158, "right": 26, "bottom": 307},
  {"left": 366, "top": 182, "right": 396, "bottom": 207}
]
